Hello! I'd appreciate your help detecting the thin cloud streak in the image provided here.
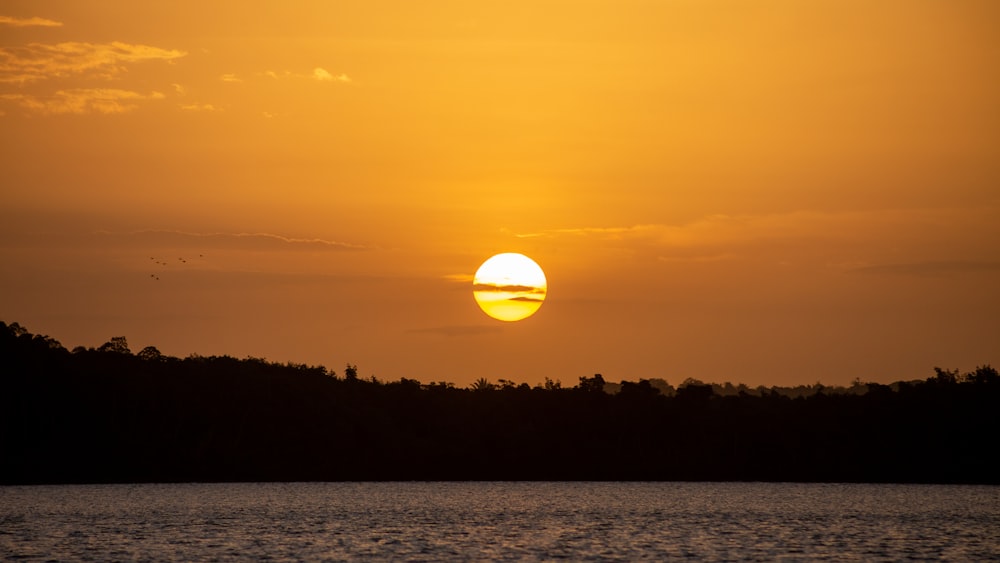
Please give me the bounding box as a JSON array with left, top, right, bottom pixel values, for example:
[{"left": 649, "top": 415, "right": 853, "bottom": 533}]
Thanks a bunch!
[
  {"left": 508, "top": 207, "right": 1000, "bottom": 253},
  {"left": 313, "top": 67, "right": 350, "bottom": 82},
  {"left": 179, "top": 103, "right": 219, "bottom": 112},
  {"left": 0, "top": 41, "right": 186, "bottom": 85},
  {"left": 262, "top": 68, "right": 351, "bottom": 82},
  {"left": 0, "top": 15, "right": 63, "bottom": 27},
  {"left": 444, "top": 274, "right": 475, "bottom": 283},
  {"left": 96, "top": 229, "right": 371, "bottom": 252},
  {"left": 2, "top": 89, "right": 165, "bottom": 114}
]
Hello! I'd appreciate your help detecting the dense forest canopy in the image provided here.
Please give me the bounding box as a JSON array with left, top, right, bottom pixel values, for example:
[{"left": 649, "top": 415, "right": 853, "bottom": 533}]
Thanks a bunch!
[{"left": 2, "top": 320, "right": 997, "bottom": 485}]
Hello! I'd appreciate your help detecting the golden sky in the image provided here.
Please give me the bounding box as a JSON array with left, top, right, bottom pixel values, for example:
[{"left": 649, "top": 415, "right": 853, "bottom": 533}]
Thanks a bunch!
[{"left": 1, "top": 0, "right": 998, "bottom": 387}]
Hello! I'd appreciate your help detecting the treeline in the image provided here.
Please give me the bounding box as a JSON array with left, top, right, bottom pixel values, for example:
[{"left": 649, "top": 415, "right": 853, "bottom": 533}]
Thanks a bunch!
[{"left": 2, "top": 320, "right": 997, "bottom": 485}]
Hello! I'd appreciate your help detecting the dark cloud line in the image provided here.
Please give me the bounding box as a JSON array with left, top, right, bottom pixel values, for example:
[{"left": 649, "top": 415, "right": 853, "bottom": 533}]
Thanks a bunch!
[
  {"left": 850, "top": 260, "right": 1000, "bottom": 276},
  {"left": 472, "top": 283, "right": 546, "bottom": 293}
]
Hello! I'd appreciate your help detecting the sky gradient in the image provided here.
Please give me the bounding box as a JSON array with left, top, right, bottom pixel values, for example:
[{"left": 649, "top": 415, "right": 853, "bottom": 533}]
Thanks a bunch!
[{"left": 2, "top": 0, "right": 998, "bottom": 388}]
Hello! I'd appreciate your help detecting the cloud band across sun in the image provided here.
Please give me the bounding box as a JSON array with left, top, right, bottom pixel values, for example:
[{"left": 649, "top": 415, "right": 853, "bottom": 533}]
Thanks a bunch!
[{"left": 472, "top": 283, "right": 546, "bottom": 295}]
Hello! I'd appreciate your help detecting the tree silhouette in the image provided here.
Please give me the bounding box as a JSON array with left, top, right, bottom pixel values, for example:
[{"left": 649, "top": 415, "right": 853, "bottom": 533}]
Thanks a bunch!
[
  {"left": 968, "top": 364, "right": 999, "bottom": 385},
  {"left": 137, "top": 345, "right": 164, "bottom": 361},
  {"left": 933, "top": 366, "right": 959, "bottom": 385},
  {"left": 542, "top": 377, "right": 561, "bottom": 390},
  {"left": 1, "top": 319, "right": 997, "bottom": 485},
  {"left": 345, "top": 363, "right": 358, "bottom": 381},
  {"left": 7, "top": 322, "right": 28, "bottom": 337},
  {"left": 577, "top": 373, "right": 606, "bottom": 393},
  {"left": 618, "top": 378, "right": 661, "bottom": 399},
  {"left": 98, "top": 336, "right": 131, "bottom": 355},
  {"left": 470, "top": 377, "right": 495, "bottom": 391}
]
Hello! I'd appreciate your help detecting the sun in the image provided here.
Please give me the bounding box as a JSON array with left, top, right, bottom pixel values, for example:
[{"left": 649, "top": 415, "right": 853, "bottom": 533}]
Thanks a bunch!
[{"left": 473, "top": 253, "right": 547, "bottom": 322}]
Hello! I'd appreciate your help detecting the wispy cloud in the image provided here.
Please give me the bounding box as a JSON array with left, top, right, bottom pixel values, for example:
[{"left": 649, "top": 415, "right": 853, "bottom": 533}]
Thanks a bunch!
[
  {"left": 0, "top": 15, "right": 63, "bottom": 27},
  {"left": 171, "top": 82, "right": 221, "bottom": 113},
  {"left": 313, "top": 67, "right": 350, "bottom": 82},
  {"left": 0, "top": 41, "right": 186, "bottom": 85},
  {"left": 2, "top": 89, "right": 165, "bottom": 114},
  {"left": 510, "top": 209, "right": 998, "bottom": 251},
  {"left": 226, "top": 232, "right": 368, "bottom": 250},
  {"left": 262, "top": 68, "right": 351, "bottom": 83},
  {"left": 507, "top": 226, "right": 636, "bottom": 239},
  {"left": 219, "top": 73, "right": 241, "bottom": 83},
  {"left": 180, "top": 103, "right": 219, "bottom": 112},
  {"left": 508, "top": 207, "right": 1000, "bottom": 269},
  {"left": 507, "top": 217, "right": 753, "bottom": 247},
  {"left": 96, "top": 229, "right": 370, "bottom": 251}
]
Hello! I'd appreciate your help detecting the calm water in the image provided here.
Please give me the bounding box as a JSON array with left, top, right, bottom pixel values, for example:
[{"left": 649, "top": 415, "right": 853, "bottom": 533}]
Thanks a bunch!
[{"left": 1, "top": 482, "right": 998, "bottom": 561}]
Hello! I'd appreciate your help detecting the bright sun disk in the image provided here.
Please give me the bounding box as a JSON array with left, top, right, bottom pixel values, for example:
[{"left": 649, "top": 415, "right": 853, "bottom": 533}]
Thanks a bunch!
[{"left": 472, "top": 253, "right": 547, "bottom": 322}]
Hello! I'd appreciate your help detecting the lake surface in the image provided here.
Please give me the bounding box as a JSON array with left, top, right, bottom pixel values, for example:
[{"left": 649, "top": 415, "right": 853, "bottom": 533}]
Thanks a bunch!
[{"left": 2, "top": 482, "right": 998, "bottom": 561}]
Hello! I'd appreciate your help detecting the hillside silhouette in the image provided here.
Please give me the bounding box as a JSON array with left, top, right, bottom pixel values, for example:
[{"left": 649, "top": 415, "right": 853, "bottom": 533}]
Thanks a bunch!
[{"left": 2, "top": 320, "right": 997, "bottom": 485}]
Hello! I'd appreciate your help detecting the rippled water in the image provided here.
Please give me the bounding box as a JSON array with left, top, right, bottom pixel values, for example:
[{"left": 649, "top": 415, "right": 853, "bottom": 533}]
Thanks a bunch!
[{"left": 2, "top": 482, "right": 998, "bottom": 561}]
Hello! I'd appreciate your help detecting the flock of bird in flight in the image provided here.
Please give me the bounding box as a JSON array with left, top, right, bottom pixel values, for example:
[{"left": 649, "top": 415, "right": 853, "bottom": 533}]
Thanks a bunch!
[{"left": 149, "top": 254, "right": 204, "bottom": 281}]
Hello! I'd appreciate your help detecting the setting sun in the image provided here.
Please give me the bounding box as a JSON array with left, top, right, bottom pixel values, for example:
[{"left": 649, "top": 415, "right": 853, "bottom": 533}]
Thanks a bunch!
[{"left": 473, "top": 253, "right": 547, "bottom": 322}]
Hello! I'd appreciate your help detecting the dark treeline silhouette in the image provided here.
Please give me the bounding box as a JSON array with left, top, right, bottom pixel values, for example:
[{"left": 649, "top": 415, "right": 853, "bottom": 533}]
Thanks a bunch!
[{"left": 2, "top": 320, "right": 997, "bottom": 484}]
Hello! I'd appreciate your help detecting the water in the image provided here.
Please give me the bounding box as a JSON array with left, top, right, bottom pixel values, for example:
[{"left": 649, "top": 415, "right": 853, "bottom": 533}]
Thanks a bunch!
[{"left": 2, "top": 482, "right": 998, "bottom": 561}]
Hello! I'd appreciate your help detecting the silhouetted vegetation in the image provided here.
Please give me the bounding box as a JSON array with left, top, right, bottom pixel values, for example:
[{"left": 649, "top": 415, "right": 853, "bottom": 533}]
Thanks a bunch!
[{"left": 2, "top": 320, "right": 997, "bottom": 484}]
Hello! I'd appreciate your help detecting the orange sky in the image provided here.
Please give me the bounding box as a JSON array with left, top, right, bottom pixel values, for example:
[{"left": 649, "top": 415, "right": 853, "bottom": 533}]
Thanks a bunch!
[{"left": 2, "top": 0, "right": 998, "bottom": 388}]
